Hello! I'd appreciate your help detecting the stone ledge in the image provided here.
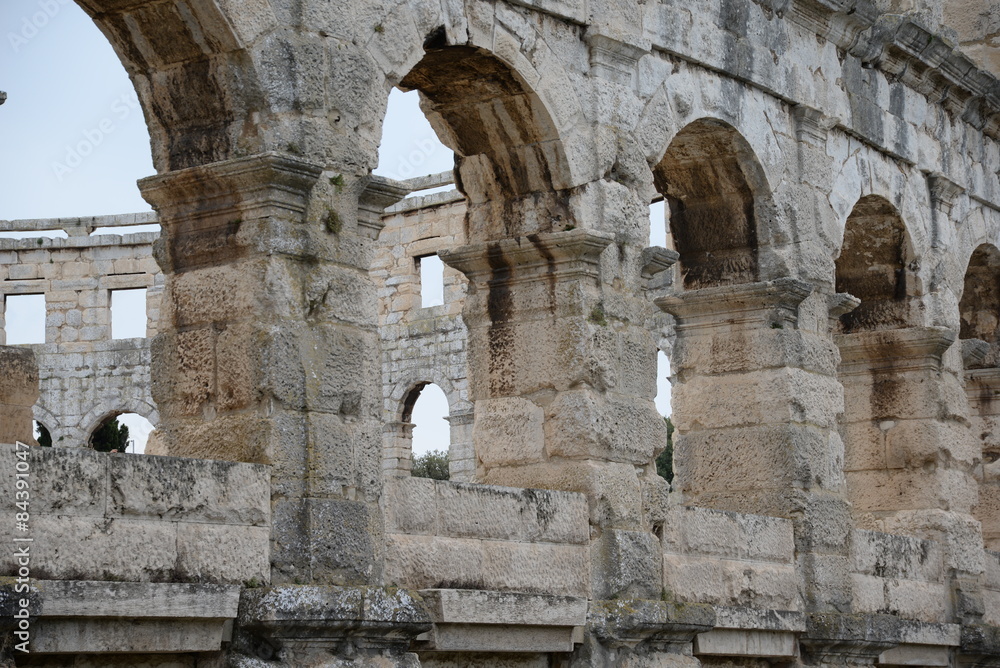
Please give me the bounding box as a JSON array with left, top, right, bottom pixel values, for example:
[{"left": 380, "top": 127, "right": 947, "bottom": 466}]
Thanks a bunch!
[
  {"left": 589, "top": 598, "right": 716, "bottom": 650},
  {"left": 415, "top": 589, "right": 588, "bottom": 653}
]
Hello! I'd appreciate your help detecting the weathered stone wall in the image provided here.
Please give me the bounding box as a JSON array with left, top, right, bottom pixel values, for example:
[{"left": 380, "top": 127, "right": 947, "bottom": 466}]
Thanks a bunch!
[
  {"left": 0, "top": 213, "right": 161, "bottom": 446},
  {"left": 374, "top": 179, "right": 475, "bottom": 480},
  {"left": 0, "top": 346, "right": 37, "bottom": 445},
  {"left": 8, "top": 0, "right": 1000, "bottom": 665},
  {"left": 0, "top": 444, "right": 269, "bottom": 584}
]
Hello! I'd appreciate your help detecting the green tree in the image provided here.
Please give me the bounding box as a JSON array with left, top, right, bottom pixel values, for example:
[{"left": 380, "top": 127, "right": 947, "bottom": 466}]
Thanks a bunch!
[
  {"left": 655, "top": 417, "right": 674, "bottom": 483},
  {"left": 412, "top": 449, "right": 450, "bottom": 480},
  {"left": 35, "top": 422, "right": 52, "bottom": 447},
  {"left": 91, "top": 417, "right": 130, "bottom": 453}
]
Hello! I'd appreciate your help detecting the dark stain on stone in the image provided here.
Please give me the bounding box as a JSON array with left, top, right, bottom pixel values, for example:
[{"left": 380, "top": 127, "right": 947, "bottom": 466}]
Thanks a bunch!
[
  {"left": 527, "top": 234, "right": 557, "bottom": 313},
  {"left": 486, "top": 243, "right": 514, "bottom": 396}
]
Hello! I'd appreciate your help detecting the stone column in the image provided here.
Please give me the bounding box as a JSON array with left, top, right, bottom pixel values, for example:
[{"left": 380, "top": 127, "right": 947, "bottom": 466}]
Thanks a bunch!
[
  {"left": 0, "top": 347, "right": 38, "bottom": 446},
  {"left": 445, "top": 408, "right": 475, "bottom": 483},
  {"left": 838, "top": 326, "right": 984, "bottom": 621},
  {"left": 968, "top": 366, "right": 1000, "bottom": 550},
  {"left": 658, "top": 279, "right": 855, "bottom": 612},
  {"left": 383, "top": 421, "right": 415, "bottom": 477},
  {"left": 442, "top": 228, "right": 671, "bottom": 599},
  {"left": 140, "top": 153, "right": 388, "bottom": 586}
]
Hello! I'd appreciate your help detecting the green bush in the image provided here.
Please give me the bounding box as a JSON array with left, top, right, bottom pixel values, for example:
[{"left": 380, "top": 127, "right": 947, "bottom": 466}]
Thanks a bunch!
[{"left": 412, "top": 449, "right": 449, "bottom": 480}]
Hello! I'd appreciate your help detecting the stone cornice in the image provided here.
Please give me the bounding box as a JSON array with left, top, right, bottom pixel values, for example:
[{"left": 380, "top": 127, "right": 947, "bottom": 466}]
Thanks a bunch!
[
  {"left": 655, "top": 278, "right": 813, "bottom": 332},
  {"left": 439, "top": 229, "right": 614, "bottom": 288},
  {"left": 835, "top": 326, "right": 956, "bottom": 374}
]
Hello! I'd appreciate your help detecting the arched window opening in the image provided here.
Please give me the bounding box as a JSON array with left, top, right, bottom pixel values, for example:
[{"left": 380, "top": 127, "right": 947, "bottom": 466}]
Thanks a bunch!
[
  {"left": 89, "top": 412, "right": 155, "bottom": 454},
  {"left": 375, "top": 88, "right": 454, "bottom": 185},
  {"left": 396, "top": 44, "right": 573, "bottom": 241},
  {"left": 960, "top": 244, "right": 1000, "bottom": 366},
  {"left": 34, "top": 421, "right": 52, "bottom": 447},
  {"left": 653, "top": 120, "right": 764, "bottom": 290},
  {"left": 402, "top": 383, "right": 450, "bottom": 480},
  {"left": 835, "top": 196, "right": 916, "bottom": 333}
]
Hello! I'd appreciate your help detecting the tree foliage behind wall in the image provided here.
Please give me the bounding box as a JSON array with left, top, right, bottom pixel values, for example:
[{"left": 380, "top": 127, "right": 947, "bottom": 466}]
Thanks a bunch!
[
  {"left": 412, "top": 449, "right": 449, "bottom": 480},
  {"left": 91, "top": 417, "right": 130, "bottom": 453},
  {"left": 656, "top": 417, "right": 674, "bottom": 483}
]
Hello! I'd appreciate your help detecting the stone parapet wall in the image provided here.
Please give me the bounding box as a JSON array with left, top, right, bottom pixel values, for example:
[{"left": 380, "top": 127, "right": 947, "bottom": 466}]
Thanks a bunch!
[{"left": 0, "top": 444, "right": 269, "bottom": 584}]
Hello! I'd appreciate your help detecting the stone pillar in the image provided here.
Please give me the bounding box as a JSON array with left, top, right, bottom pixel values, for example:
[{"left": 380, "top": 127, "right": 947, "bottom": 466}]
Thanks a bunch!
[
  {"left": 0, "top": 347, "right": 38, "bottom": 446},
  {"left": 140, "top": 153, "right": 388, "bottom": 586},
  {"left": 442, "top": 229, "right": 671, "bottom": 599},
  {"left": 968, "top": 366, "right": 1000, "bottom": 550},
  {"left": 383, "top": 421, "right": 415, "bottom": 477},
  {"left": 445, "top": 408, "right": 475, "bottom": 483},
  {"left": 658, "top": 279, "right": 855, "bottom": 612},
  {"left": 838, "top": 326, "right": 984, "bottom": 621}
]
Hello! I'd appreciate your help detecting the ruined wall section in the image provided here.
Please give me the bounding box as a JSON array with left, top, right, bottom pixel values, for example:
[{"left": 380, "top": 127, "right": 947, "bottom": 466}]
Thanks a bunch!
[
  {"left": 0, "top": 213, "right": 162, "bottom": 446},
  {"left": 374, "top": 181, "right": 474, "bottom": 481}
]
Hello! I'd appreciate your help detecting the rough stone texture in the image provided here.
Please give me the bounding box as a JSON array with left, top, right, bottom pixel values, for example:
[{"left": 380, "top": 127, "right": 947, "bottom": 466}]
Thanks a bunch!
[
  {"left": 6, "top": 0, "right": 1000, "bottom": 666},
  {"left": 0, "top": 346, "right": 37, "bottom": 445}
]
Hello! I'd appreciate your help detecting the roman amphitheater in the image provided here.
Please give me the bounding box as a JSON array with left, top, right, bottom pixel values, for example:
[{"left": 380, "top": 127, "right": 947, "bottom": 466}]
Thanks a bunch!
[{"left": 5, "top": 0, "right": 1000, "bottom": 665}]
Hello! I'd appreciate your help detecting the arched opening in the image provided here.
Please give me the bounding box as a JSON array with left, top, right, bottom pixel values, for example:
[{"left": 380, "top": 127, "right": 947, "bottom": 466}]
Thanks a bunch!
[
  {"left": 396, "top": 44, "right": 573, "bottom": 242},
  {"left": 402, "top": 382, "right": 450, "bottom": 480},
  {"left": 649, "top": 198, "right": 669, "bottom": 249},
  {"left": 375, "top": 88, "right": 454, "bottom": 183},
  {"left": 89, "top": 412, "right": 155, "bottom": 454},
  {"left": 652, "top": 119, "right": 765, "bottom": 290},
  {"left": 960, "top": 244, "right": 1000, "bottom": 549},
  {"left": 4, "top": 0, "right": 154, "bottom": 219},
  {"left": 960, "top": 244, "right": 1000, "bottom": 363},
  {"left": 34, "top": 421, "right": 52, "bottom": 447},
  {"left": 835, "top": 196, "right": 917, "bottom": 333}
]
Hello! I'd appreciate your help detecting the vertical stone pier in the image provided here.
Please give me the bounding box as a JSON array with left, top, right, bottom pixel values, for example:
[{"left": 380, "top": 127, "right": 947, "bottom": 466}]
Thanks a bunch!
[
  {"left": 442, "top": 228, "right": 670, "bottom": 599},
  {"left": 0, "top": 346, "right": 38, "bottom": 446},
  {"left": 658, "top": 279, "right": 855, "bottom": 612},
  {"left": 968, "top": 365, "right": 1000, "bottom": 550},
  {"left": 140, "top": 153, "right": 388, "bottom": 587}
]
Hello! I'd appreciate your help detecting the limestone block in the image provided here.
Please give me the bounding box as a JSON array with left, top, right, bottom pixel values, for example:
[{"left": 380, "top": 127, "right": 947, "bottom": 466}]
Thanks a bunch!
[
  {"left": 543, "top": 389, "right": 664, "bottom": 465},
  {"left": 474, "top": 397, "right": 546, "bottom": 467},
  {"left": 18, "top": 516, "right": 178, "bottom": 582},
  {"left": 482, "top": 460, "right": 643, "bottom": 528},
  {"left": 308, "top": 498, "right": 378, "bottom": 585},
  {"left": 672, "top": 368, "right": 842, "bottom": 431},
  {"left": 107, "top": 454, "right": 269, "bottom": 525},
  {"left": 663, "top": 554, "right": 799, "bottom": 610},
  {"left": 694, "top": 629, "right": 798, "bottom": 658},
  {"left": 852, "top": 574, "right": 888, "bottom": 613},
  {"left": 592, "top": 528, "right": 662, "bottom": 599},
  {"left": 851, "top": 530, "right": 943, "bottom": 581},
  {"left": 663, "top": 506, "right": 795, "bottom": 564},
  {"left": 384, "top": 534, "right": 486, "bottom": 590},
  {"left": 0, "top": 444, "right": 105, "bottom": 516},
  {"left": 384, "top": 476, "right": 438, "bottom": 535},
  {"left": 168, "top": 263, "right": 262, "bottom": 328},
  {"left": 434, "top": 481, "right": 589, "bottom": 544},
  {"left": 31, "top": 618, "right": 229, "bottom": 654},
  {"left": 885, "top": 578, "right": 948, "bottom": 622},
  {"left": 175, "top": 523, "right": 269, "bottom": 584},
  {"left": 671, "top": 328, "right": 840, "bottom": 376},
  {"left": 481, "top": 541, "right": 590, "bottom": 597},
  {"left": 0, "top": 346, "right": 38, "bottom": 409}
]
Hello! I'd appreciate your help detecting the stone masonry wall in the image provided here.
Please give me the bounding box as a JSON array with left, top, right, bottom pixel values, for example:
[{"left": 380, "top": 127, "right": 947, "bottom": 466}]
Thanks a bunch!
[{"left": 0, "top": 213, "right": 161, "bottom": 446}]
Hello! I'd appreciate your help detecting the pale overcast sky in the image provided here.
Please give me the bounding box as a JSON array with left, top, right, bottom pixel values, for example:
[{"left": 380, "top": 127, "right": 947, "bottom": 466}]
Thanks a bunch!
[{"left": 2, "top": 0, "right": 670, "bottom": 458}]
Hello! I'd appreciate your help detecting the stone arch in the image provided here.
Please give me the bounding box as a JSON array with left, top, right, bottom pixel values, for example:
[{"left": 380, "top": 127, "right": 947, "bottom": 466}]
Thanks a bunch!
[
  {"left": 960, "top": 244, "right": 1000, "bottom": 350},
  {"left": 651, "top": 118, "right": 771, "bottom": 289},
  {"left": 81, "top": 398, "right": 159, "bottom": 447},
  {"left": 835, "top": 195, "right": 919, "bottom": 333},
  {"left": 379, "top": 34, "right": 579, "bottom": 241},
  {"left": 76, "top": 1, "right": 273, "bottom": 172}
]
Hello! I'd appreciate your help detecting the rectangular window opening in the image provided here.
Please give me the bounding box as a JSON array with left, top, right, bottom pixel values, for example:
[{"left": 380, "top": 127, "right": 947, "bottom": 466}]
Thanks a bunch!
[
  {"left": 111, "top": 288, "right": 147, "bottom": 339},
  {"left": 418, "top": 254, "right": 445, "bottom": 309},
  {"left": 4, "top": 294, "right": 46, "bottom": 344}
]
